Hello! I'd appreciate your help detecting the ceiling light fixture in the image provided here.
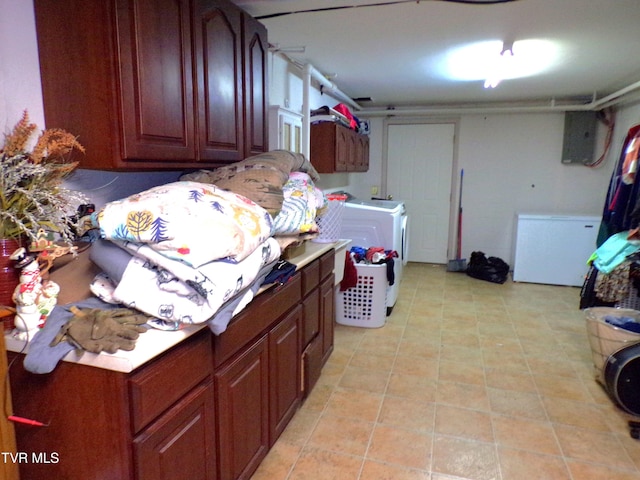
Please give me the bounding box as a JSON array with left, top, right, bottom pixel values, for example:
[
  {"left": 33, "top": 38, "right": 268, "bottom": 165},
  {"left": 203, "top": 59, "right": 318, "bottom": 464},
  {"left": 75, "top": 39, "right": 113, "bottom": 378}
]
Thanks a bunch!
[
  {"left": 484, "top": 41, "right": 514, "bottom": 89},
  {"left": 441, "top": 39, "right": 560, "bottom": 87}
]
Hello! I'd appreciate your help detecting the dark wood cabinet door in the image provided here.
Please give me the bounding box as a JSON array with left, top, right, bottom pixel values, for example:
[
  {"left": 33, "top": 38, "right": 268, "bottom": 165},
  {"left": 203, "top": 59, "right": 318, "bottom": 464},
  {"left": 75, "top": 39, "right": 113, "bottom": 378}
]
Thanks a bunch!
[
  {"left": 9, "top": 357, "right": 133, "bottom": 480},
  {"left": 335, "top": 126, "right": 350, "bottom": 172},
  {"left": 116, "top": 0, "right": 197, "bottom": 162},
  {"left": 134, "top": 381, "right": 217, "bottom": 480},
  {"left": 242, "top": 12, "right": 269, "bottom": 158},
  {"left": 269, "top": 305, "right": 302, "bottom": 444},
  {"left": 215, "top": 336, "right": 269, "bottom": 480},
  {"left": 320, "top": 274, "right": 335, "bottom": 364},
  {"left": 195, "top": 0, "right": 244, "bottom": 163},
  {"left": 355, "top": 133, "right": 370, "bottom": 172},
  {"left": 302, "top": 288, "right": 320, "bottom": 346}
]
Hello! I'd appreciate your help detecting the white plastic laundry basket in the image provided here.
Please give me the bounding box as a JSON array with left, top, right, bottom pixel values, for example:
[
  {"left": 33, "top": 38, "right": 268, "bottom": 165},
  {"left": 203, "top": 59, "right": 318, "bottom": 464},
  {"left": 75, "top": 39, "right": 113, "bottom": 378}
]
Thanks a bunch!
[
  {"left": 336, "top": 263, "right": 386, "bottom": 328},
  {"left": 313, "top": 194, "right": 347, "bottom": 243}
]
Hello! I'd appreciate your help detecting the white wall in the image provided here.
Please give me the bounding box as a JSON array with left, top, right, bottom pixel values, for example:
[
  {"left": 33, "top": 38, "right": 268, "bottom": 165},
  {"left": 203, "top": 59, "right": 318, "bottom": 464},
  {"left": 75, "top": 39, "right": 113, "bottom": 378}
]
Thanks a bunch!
[
  {"left": 0, "top": 0, "right": 44, "bottom": 135},
  {"left": 269, "top": 52, "right": 640, "bottom": 265},
  {"left": 455, "top": 112, "right": 611, "bottom": 262}
]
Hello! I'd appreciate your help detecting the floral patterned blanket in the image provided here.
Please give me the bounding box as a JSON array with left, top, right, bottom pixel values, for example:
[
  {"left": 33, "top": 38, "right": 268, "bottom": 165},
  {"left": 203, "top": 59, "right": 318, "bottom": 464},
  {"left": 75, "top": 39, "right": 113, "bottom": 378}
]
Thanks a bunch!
[{"left": 94, "top": 181, "right": 273, "bottom": 268}]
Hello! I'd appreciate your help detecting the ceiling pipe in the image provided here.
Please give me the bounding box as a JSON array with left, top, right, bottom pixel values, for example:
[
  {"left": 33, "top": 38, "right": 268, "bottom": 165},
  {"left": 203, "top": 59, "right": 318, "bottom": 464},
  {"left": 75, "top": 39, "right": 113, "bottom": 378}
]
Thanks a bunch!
[
  {"left": 357, "top": 79, "right": 640, "bottom": 117},
  {"left": 303, "top": 63, "right": 362, "bottom": 111},
  {"left": 300, "top": 63, "right": 363, "bottom": 158},
  {"left": 589, "top": 79, "right": 640, "bottom": 109}
]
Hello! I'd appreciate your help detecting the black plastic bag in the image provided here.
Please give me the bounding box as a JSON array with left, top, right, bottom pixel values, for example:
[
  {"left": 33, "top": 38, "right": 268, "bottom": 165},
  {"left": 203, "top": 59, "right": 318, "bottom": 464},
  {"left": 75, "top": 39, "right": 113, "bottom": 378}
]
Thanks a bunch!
[{"left": 466, "top": 251, "right": 510, "bottom": 284}]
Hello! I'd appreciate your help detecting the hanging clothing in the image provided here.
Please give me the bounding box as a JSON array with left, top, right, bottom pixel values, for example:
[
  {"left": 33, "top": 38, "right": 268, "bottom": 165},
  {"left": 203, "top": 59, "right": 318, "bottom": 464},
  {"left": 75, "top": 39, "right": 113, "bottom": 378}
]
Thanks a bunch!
[
  {"left": 590, "top": 231, "right": 640, "bottom": 274},
  {"left": 598, "top": 124, "right": 640, "bottom": 246}
]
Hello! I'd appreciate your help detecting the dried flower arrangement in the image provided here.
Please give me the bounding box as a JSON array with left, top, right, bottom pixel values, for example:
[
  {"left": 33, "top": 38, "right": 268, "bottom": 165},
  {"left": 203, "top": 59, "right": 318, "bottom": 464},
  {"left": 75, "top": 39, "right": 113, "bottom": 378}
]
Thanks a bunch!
[{"left": 0, "top": 110, "right": 86, "bottom": 245}]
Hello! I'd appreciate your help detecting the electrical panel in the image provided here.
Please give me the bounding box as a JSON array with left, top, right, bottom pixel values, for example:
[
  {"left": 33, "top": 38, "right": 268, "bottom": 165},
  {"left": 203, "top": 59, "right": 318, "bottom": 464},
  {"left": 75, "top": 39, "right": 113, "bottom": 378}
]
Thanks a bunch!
[{"left": 561, "top": 111, "right": 597, "bottom": 164}]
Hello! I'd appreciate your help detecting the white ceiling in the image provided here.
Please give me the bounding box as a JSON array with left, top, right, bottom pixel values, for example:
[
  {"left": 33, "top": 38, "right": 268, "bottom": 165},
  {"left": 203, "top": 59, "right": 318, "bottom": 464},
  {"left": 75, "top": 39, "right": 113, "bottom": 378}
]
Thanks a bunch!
[{"left": 234, "top": 0, "right": 640, "bottom": 112}]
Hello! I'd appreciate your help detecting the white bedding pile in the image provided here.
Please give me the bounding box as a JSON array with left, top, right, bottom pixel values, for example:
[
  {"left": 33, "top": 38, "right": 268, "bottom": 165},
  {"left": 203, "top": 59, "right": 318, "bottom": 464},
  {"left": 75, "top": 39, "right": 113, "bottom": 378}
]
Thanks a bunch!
[{"left": 91, "top": 181, "right": 281, "bottom": 334}]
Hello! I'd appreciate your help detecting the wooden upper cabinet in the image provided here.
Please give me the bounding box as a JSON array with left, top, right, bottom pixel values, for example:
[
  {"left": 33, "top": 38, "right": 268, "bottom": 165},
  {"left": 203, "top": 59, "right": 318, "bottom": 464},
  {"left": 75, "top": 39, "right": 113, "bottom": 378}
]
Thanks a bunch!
[
  {"left": 33, "top": 0, "right": 268, "bottom": 170},
  {"left": 195, "top": 0, "right": 244, "bottom": 162},
  {"left": 310, "top": 122, "right": 369, "bottom": 173},
  {"left": 117, "top": 0, "right": 197, "bottom": 162},
  {"left": 243, "top": 12, "right": 269, "bottom": 157}
]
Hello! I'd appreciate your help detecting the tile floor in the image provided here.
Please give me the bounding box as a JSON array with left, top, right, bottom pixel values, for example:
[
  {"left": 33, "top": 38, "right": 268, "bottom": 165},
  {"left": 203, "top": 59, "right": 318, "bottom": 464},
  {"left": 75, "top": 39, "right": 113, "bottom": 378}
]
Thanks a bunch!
[{"left": 251, "top": 263, "right": 640, "bottom": 480}]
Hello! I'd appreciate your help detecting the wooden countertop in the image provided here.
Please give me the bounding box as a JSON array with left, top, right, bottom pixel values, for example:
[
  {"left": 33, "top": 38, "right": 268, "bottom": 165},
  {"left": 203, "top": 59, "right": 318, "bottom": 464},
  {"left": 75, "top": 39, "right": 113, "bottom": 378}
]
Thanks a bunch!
[{"left": 4, "top": 239, "right": 349, "bottom": 373}]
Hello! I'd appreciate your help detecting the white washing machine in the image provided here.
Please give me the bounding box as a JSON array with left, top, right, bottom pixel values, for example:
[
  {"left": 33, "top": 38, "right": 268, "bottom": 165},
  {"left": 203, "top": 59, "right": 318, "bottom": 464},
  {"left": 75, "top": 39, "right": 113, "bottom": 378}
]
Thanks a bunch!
[{"left": 338, "top": 197, "right": 409, "bottom": 314}]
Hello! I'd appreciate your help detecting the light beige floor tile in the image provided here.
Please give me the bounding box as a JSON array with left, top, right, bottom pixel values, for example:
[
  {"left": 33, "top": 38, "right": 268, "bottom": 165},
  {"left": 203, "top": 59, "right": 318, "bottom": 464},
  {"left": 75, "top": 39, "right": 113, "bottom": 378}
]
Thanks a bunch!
[
  {"left": 392, "top": 354, "right": 439, "bottom": 379},
  {"left": 397, "top": 337, "right": 441, "bottom": 359},
  {"left": 278, "top": 409, "right": 321, "bottom": 446},
  {"left": 359, "top": 460, "right": 430, "bottom": 480},
  {"left": 287, "top": 446, "right": 363, "bottom": 480},
  {"left": 357, "top": 335, "right": 401, "bottom": 356},
  {"left": 492, "top": 414, "right": 562, "bottom": 456},
  {"left": 349, "top": 350, "right": 397, "bottom": 373},
  {"left": 554, "top": 424, "right": 637, "bottom": 471},
  {"left": 498, "top": 447, "right": 571, "bottom": 480},
  {"left": 324, "top": 387, "right": 384, "bottom": 422},
  {"left": 566, "top": 459, "right": 640, "bottom": 480},
  {"left": 251, "top": 265, "right": 640, "bottom": 480},
  {"left": 439, "top": 344, "right": 483, "bottom": 364},
  {"left": 526, "top": 354, "right": 579, "bottom": 378},
  {"left": 484, "top": 366, "right": 537, "bottom": 393},
  {"left": 339, "top": 365, "right": 390, "bottom": 393},
  {"left": 378, "top": 395, "right": 435, "bottom": 432},
  {"left": 317, "top": 360, "right": 347, "bottom": 387},
  {"left": 482, "top": 349, "right": 529, "bottom": 371},
  {"left": 431, "top": 435, "right": 499, "bottom": 480},
  {"left": 250, "top": 441, "right": 301, "bottom": 480},
  {"left": 434, "top": 404, "right": 494, "bottom": 442},
  {"left": 385, "top": 373, "right": 437, "bottom": 402},
  {"left": 301, "top": 383, "right": 334, "bottom": 412},
  {"left": 367, "top": 424, "right": 432, "bottom": 470},
  {"left": 542, "top": 396, "right": 612, "bottom": 431},
  {"left": 440, "top": 330, "right": 480, "bottom": 348},
  {"left": 487, "top": 387, "right": 547, "bottom": 420},
  {"left": 307, "top": 414, "right": 374, "bottom": 457},
  {"left": 533, "top": 373, "right": 593, "bottom": 401},
  {"left": 435, "top": 380, "right": 490, "bottom": 411},
  {"left": 438, "top": 359, "right": 485, "bottom": 386}
]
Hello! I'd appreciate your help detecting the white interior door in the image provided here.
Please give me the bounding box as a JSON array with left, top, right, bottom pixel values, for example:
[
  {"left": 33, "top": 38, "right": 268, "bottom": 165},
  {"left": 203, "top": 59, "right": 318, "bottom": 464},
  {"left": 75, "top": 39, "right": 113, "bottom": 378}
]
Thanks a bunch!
[{"left": 386, "top": 122, "right": 455, "bottom": 263}]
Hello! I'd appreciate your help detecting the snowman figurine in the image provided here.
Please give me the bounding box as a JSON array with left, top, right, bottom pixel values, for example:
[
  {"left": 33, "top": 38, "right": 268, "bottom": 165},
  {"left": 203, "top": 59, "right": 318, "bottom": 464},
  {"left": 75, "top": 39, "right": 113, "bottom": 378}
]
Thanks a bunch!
[{"left": 10, "top": 247, "right": 60, "bottom": 341}]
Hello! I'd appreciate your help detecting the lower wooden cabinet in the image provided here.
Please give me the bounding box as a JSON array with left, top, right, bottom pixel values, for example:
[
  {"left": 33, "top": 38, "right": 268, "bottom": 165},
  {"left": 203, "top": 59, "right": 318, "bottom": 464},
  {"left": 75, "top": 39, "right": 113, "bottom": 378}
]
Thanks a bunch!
[
  {"left": 320, "top": 273, "right": 336, "bottom": 365},
  {"left": 215, "top": 303, "right": 302, "bottom": 480},
  {"left": 9, "top": 330, "right": 213, "bottom": 480},
  {"left": 269, "top": 305, "right": 303, "bottom": 443},
  {"left": 9, "top": 249, "right": 335, "bottom": 480},
  {"left": 301, "top": 251, "right": 336, "bottom": 398},
  {"left": 134, "top": 380, "right": 217, "bottom": 480},
  {"left": 215, "top": 335, "right": 269, "bottom": 480}
]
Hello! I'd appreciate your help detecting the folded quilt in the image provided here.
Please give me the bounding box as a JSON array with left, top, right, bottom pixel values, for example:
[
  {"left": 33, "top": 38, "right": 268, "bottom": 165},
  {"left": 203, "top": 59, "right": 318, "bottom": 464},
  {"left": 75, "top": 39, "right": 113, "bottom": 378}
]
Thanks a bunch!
[
  {"left": 180, "top": 150, "right": 321, "bottom": 217},
  {"left": 94, "top": 181, "right": 273, "bottom": 268},
  {"left": 272, "top": 172, "right": 326, "bottom": 235},
  {"left": 102, "top": 237, "right": 280, "bottom": 331}
]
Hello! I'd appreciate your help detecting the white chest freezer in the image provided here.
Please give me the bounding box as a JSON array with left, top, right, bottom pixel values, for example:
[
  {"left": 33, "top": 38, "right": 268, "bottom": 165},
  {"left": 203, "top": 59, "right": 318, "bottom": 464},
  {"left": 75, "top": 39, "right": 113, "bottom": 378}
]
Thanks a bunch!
[{"left": 513, "top": 214, "right": 601, "bottom": 287}]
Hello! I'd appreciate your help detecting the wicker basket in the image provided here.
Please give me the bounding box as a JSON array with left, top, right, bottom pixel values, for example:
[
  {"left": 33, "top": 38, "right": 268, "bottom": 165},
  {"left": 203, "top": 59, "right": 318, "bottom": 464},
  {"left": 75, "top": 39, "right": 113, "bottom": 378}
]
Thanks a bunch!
[{"left": 585, "top": 307, "right": 640, "bottom": 382}]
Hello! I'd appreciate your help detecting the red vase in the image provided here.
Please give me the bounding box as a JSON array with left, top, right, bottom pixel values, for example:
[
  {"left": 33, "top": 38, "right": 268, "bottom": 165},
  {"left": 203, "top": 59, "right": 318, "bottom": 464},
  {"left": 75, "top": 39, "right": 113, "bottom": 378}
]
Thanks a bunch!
[{"left": 0, "top": 238, "right": 23, "bottom": 332}]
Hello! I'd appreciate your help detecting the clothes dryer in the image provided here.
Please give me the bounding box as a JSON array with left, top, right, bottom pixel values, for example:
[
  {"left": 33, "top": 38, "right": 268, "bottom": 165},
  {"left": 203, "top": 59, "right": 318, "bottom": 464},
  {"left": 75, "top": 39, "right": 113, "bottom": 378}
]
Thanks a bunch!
[{"left": 339, "top": 198, "right": 409, "bottom": 314}]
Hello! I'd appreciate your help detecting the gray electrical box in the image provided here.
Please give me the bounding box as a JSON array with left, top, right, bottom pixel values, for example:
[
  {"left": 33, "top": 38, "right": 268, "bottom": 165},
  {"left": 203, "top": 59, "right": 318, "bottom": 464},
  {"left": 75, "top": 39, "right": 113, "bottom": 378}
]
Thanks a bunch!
[{"left": 561, "top": 111, "right": 597, "bottom": 164}]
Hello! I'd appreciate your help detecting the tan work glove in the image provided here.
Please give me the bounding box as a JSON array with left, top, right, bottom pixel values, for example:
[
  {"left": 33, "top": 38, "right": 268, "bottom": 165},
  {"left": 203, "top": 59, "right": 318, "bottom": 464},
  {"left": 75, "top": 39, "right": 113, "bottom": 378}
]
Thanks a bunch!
[{"left": 51, "top": 307, "right": 149, "bottom": 354}]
